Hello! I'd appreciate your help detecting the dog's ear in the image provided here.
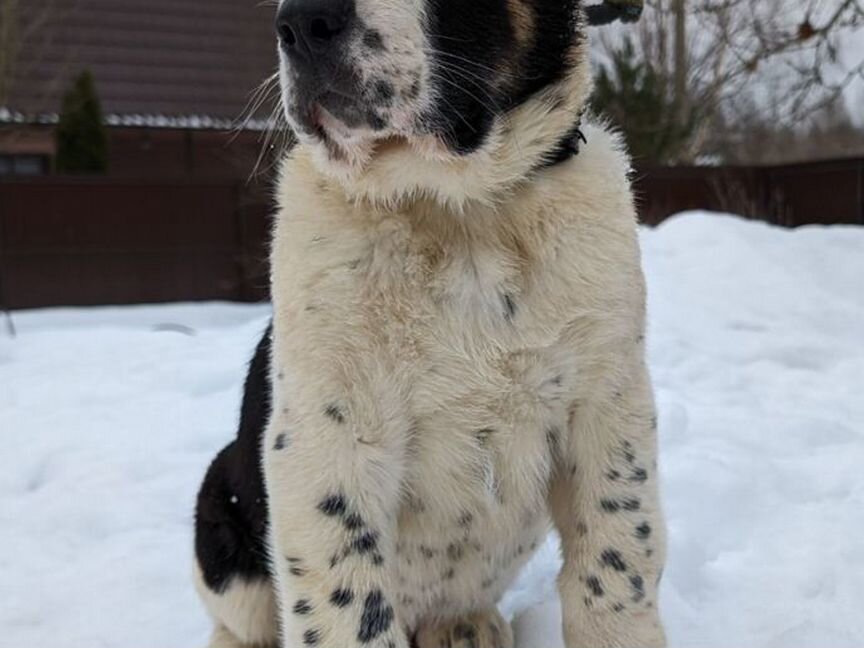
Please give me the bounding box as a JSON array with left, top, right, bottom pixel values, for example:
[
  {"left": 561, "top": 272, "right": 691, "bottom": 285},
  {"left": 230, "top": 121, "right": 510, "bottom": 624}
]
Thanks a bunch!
[{"left": 586, "top": 0, "right": 644, "bottom": 26}]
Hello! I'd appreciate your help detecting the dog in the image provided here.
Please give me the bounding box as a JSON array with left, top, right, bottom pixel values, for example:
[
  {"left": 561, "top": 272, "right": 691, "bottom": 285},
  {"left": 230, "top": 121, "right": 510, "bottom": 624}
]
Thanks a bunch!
[{"left": 194, "top": 1, "right": 666, "bottom": 646}]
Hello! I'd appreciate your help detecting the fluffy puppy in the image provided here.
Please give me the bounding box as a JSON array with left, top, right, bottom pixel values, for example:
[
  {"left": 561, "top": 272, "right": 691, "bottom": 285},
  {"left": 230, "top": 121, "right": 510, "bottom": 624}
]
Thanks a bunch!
[{"left": 195, "top": 1, "right": 666, "bottom": 647}]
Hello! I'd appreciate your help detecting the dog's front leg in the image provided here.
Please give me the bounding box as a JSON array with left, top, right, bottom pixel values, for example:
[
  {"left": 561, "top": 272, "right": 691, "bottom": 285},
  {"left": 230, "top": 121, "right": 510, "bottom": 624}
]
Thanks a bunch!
[
  {"left": 264, "top": 370, "right": 410, "bottom": 648},
  {"left": 549, "top": 363, "right": 666, "bottom": 648}
]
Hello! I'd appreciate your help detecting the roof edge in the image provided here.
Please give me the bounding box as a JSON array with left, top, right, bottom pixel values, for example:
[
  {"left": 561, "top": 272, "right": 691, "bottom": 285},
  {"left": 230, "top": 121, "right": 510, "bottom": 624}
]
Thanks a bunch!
[{"left": 0, "top": 107, "right": 274, "bottom": 132}]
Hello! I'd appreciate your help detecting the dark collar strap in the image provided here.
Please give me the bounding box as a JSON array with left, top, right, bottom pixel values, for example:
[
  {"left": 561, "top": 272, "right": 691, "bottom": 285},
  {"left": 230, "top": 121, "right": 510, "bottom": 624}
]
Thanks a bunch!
[
  {"left": 586, "top": 1, "right": 643, "bottom": 26},
  {"left": 537, "top": 118, "right": 588, "bottom": 170}
]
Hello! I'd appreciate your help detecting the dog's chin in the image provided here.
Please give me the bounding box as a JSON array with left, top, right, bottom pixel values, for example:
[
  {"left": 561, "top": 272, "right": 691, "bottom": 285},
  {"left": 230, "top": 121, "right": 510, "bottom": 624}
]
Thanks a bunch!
[{"left": 306, "top": 109, "right": 451, "bottom": 179}]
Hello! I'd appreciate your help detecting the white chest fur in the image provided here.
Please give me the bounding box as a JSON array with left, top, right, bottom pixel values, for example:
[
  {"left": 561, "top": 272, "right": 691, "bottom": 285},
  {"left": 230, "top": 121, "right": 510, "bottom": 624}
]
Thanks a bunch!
[{"left": 267, "top": 129, "right": 646, "bottom": 631}]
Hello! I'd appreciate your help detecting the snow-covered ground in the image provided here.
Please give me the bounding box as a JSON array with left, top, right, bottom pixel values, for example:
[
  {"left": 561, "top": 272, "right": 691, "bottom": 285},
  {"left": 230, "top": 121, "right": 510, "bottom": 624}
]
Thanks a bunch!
[{"left": 1, "top": 212, "right": 862, "bottom": 648}]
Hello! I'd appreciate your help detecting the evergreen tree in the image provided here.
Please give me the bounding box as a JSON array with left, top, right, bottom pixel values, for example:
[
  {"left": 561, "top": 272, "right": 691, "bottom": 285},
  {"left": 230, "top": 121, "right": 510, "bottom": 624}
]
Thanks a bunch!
[
  {"left": 55, "top": 70, "right": 108, "bottom": 174},
  {"left": 592, "top": 38, "right": 697, "bottom": 164}
]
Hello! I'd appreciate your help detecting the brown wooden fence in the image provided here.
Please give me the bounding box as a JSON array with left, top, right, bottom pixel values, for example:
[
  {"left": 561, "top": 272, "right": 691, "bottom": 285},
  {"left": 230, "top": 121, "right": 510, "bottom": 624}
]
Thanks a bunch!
[
  {"left": 1, "top": 157, "right": 862, "bottom": 310},
  {"left": 635, "top": 157, "right": 864, "bottom": 227},
  {"left": 0, "top": 177, "right": 272, "bottom": 310}
]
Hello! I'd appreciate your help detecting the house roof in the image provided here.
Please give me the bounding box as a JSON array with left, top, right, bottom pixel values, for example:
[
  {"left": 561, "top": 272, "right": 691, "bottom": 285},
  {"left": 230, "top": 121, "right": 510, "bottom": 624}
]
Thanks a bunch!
[{"left": 2, "top": 0, "right": 279, "bottom": 129}]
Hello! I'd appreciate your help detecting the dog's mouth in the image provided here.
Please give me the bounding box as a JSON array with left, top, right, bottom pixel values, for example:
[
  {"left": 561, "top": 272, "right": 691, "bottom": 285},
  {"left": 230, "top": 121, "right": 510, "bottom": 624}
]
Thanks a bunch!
[{"left": 290, "top": 94, "right": 429, "bottom": 169}]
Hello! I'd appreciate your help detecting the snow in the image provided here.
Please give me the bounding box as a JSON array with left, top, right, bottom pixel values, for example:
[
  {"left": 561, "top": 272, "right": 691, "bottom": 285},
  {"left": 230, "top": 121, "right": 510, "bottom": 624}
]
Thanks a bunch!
[{"left": 1, "top": 212, "right": 863, "bottom": 648}]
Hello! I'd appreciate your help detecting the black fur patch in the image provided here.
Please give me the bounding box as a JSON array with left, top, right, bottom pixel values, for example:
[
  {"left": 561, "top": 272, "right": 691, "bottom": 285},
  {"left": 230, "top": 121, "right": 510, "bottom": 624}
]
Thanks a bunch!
[
  {"left": 344, "top": 513, "right": 365, "bottom": 530},
  {"left": 630, "top": 574, "right": 646, "bottom": 602},
  {"left": 630, "top": 467, "right": 648, "bottom": 483},
  {"left": 586, "top": 575, "right": 605, "bottom": 596},
  {"left": 622, "top": 497, "right": 641, "bottom": 511},
  {"left": 330, "top": 588, "right": 355, "bottom": 607},
  {"left": 319, "top": 493, "right": 348, "bottom": 517},
  {"left": 294, "top": 599, "right": 313, "bottom": 615},
  {"left": 194, "top": 324, "right": 272, "bottom": 593},
  {"left": 424, "top": 0, "right": 582, "bottom": 154},
  {"left": 502, "top": 293, "right": 517, "bottom": 320},
  {"left": 600, "top": 498, "right": 620, "bottom": 513},
  {"left": 635, "top": 522, "right": 652, "bottom": 539},
  {"left": 325, "top": 404, "right": 346, "bottom": 424},
  {"left": 601, "top": 548, "right": 627, "bottom": 571},
  {"left": 353, "top": 531, "right": 379, "bottom": 554},
  {"left": 363, "top": 29, "right": 385, "bottom": 51},
  {"left": 358, "top": 590, "right": 394, "bottom": 643}
]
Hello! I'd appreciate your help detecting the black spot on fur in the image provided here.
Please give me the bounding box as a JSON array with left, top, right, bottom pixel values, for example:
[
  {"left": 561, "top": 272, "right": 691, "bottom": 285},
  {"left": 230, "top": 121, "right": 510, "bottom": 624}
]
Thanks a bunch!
[
  {"left": 630, "top": 468, "right": 648, "bottom": 483},
  {"left": 606, "top": 469, "right": 621, "bottom": 481},
  {"left": 420, "top": 545, "right": 436, "bottom": 559},
  {"left": 621, "top": 441, "right": 636, "bottom": 463},
  {"left": 330, "top": 588, "right": 355, "bottom": 608},
  {"left": 368, "top": 113, "right": 388, "bottom": 131},
  {"left": 636, "top": 522, "right": 652, "bottom": 540},
  {"left": 273, "top": 433, "right": 288, "bottom": 451},
  {"left": 372, "top": 553, "right": 384, "bottom": 566},
  {"left": 600, "top": 499, "right": 620, "bottom": 513},
  {"left": 358, "top": 590, "right": 394, "bottom": 643},
  {"left": 447, "top": 542, "right": 465, "bottom": 562},
  {"left": 601, "top": 549, "right": 627, "bottom": 571},
  {"left": 459, "top": 512, "right": 474, "bottom": 528},
  {"left": 612, "top": 603, "right": 625, "bottom": 613},
  {"left": 586, "top": 575, "right": 604, "bottom": 596},
  {"left": 630, "top": 574, "right": 646, "bottom": 602},
  {"left": 476, "top": 428, "right": 494, "bottom": 444},
  {"left": 303, "top": 629, "right": 320, "bottom": 645},
  {"left": 344, "top": 513, "right": 364, "bottom": 530},
  {"left": 293, "top": 599, "right": 312, "bottom": 615},
  {"left": 622, "top": 497, "right": 642, "bottom": 511},
  {"left": 546, "top": 427, "right": 561, "bottom": 455},
  {"left": 363, "top": 29, "right": 385, "bottom": 51},
  {"left": 318, "top": 494, "right": 347, "bottom": 517},
  {"left": 324, "top": 404, "right": 345, "bottom": 424},
  {"left": 289, "top": 564, "right": 307, "bottom": 577},
  {"left": 443, "top": 567, "right": 456, "bottom": 580},
  {"left": 353, "top": 531, "right": 379, "bottom": 554},
  {"left": 405, "top": 78, "right": 421, "bottom": 100},
  {"left": 373, "top": 80, "right": 394, "bottom": 104},
  {"left": 502, "top": 293, "right": 517, "bottom": 321}
]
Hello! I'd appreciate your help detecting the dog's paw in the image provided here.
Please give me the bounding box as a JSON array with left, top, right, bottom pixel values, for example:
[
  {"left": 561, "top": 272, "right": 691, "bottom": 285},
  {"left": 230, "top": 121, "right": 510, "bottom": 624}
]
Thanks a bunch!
[{"left": 415, "top": 608, "right": 513, "bottom": 648}]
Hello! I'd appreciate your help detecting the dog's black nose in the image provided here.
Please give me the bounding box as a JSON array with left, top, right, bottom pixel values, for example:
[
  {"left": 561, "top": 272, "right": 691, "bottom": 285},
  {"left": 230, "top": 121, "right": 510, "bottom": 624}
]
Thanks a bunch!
[{"left": 277, "top": 0, "right": 354, "bottom": 57}]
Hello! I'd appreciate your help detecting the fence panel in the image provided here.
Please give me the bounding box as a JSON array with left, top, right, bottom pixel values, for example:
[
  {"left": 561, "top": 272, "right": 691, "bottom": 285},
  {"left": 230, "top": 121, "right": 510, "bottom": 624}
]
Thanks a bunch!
[
  {"left": 1, "top": 158, "right": 861, "bottom": 309},
  {"left": 0, "top": 178, "right": 255, "bottom": 309}
]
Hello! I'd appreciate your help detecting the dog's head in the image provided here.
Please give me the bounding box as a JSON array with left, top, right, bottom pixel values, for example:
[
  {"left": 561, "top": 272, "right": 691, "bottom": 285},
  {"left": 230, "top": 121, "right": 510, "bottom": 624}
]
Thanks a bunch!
[{"left": 276, "top": 0, "right": 591, "bottom": 207}]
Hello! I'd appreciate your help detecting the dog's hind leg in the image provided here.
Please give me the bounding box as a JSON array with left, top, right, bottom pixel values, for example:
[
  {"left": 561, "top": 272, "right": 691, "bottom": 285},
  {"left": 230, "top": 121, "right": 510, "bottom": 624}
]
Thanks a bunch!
[
  {"left": 194, "top": 441, "right": 277, "bottom": 648},
  {"left": 206, "top": 624, "right": 253, "bottom": 648},
  {"left": 194, "top": 324, "right": 277, "bottom": 646},
  {"left": 194, "top": 562, "right": 278, "bottom": 648}
]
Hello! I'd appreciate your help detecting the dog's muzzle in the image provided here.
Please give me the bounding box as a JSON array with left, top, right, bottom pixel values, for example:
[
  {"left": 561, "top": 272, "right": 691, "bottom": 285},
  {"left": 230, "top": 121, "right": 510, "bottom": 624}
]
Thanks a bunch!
[{"left": 277, "top": 0, "right": 369, "bottom": 135}]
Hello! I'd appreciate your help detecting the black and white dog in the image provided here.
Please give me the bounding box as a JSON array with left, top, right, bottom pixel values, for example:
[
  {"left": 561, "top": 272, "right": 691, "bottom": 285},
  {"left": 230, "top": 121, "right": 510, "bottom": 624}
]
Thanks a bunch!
[{"left": 194, "top": 1, "right": 664, "bottom": 647}]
